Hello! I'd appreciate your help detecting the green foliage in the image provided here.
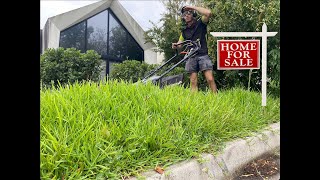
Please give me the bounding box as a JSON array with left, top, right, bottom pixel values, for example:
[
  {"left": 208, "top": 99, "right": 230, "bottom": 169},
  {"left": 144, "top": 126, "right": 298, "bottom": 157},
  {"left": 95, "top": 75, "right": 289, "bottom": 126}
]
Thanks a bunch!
[
  {"left": 109, "top": 60, "right": 186, "bottom": 85},
  {"left": 41, "top": 81, "right": 280, "bottom": 179},
  {"left": 205, "top": 0, "right": 280, "bottom": 94},
  {"left": 144, "top": 0, "right": 188, "bottom": 60},
  {"left": 145, "top": 0, "right": 280, "bottom": 96},
  {"left": 109, "top": 58, "right": 223, "bottom": 92},
  {"left": 109, "top": 60, "right": 151, "bottom": 83},
  {"left": 40, "top": 47, "right": 103, "bottom": 87}
]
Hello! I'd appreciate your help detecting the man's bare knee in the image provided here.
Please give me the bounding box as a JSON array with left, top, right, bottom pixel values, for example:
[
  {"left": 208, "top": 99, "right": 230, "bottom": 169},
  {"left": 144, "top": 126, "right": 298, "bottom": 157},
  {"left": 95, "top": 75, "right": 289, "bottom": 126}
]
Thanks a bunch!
[
  {"left": 206, "top": 78, "right": 214, "bottom": 84},
  {"left": 190, "top": 77, "right": 197, "bottom": 82}
]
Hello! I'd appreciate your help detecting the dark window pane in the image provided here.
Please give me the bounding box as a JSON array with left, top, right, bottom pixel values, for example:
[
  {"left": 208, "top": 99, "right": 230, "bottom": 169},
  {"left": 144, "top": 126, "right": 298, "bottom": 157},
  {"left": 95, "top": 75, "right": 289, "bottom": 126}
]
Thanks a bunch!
[
  {"left": 87, "top": 10, "right": 108, "bottom": 55},
  {"left": 127, "top": 34, "right": 143, "bottom": 61},
  {"left": 108, "top": 13, "right": 127, "bottom": 60},
  {"left": 59, "top": 21, "right": 86, "bottom": 52}
]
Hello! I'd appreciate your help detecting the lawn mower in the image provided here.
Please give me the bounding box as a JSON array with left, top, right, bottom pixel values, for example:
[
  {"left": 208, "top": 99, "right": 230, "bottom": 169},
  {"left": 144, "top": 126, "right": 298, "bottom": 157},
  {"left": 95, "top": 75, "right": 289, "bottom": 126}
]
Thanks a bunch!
[{"left": 140, "top": 39, "right": 201, "bottom": 88}]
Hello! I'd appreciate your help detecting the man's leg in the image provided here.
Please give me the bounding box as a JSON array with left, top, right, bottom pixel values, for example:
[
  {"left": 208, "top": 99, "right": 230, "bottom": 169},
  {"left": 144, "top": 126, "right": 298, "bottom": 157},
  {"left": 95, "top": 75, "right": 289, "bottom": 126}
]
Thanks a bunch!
[
  {"left": 203, "top": 70, "right": 217, "bottom": 93},
  {"left": 185, "top": 57, "right": 198, "bottom": 92},
  {"left": 198, "top": 55, "right": 217, "bottom": 94},
  {"left": 189, "top": 72, "right": 198, "bottom": 92}
]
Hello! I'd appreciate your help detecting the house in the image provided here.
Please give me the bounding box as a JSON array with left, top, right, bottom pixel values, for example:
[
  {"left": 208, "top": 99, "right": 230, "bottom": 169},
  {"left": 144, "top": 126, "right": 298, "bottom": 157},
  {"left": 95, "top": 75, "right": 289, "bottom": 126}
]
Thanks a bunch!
[{"left": 41, "top": 0, "right": 164, "bottom": 77}]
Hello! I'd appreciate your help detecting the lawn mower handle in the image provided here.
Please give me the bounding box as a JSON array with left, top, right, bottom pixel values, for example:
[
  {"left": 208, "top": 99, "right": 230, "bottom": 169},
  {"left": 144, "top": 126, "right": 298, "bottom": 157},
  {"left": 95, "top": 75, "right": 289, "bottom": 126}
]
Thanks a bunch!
[
  {"left": 176, "top": 39, "right": 201, "bottom": 49},
  {"left": 156, "top": 43, "right": 200, "bottom": 81},
  {"left": 141, "top": 49, "right": 179, "bottom": 82},
  {"left": 140, "top": 39, "right": 200, "bottom": 84}
]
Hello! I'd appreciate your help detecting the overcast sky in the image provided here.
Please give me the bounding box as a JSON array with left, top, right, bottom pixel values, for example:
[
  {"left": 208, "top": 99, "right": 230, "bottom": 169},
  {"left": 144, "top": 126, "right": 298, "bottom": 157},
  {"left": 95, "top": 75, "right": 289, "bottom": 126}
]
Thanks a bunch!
[{"left": 40, "top": 0, "right": 166, "bottom": 31}]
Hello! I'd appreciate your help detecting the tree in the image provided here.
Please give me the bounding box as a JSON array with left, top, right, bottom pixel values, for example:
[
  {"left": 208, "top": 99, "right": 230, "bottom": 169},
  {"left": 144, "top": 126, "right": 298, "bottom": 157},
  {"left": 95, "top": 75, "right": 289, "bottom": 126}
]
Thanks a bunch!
[
  {"left": 86, "top": 26, "right": 108, "bottom": 55},
  {"left": 145, "top": 0, "right": 204, "bottom": 59},
  {"left": 145, "top": 0, "right": 200, "bottom": 61},
  {"left": 204, "top": 0, "right": 280, "bottom": 93},
  {"left": 108, "top": 25, "right": 127, "bottom": 59},
  {"left": 59, "top": 22, "right": 86, "bottom": 52}
]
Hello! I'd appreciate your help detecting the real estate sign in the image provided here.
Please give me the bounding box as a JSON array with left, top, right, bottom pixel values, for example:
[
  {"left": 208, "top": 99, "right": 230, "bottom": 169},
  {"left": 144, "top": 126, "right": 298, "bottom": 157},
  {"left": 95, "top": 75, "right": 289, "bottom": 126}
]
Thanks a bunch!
[
  {"left": 217, "top": 40, "right": 260, "bottom": 70},
  {"left": 210, "top": 23, "right": 278, "bottom": 106}
]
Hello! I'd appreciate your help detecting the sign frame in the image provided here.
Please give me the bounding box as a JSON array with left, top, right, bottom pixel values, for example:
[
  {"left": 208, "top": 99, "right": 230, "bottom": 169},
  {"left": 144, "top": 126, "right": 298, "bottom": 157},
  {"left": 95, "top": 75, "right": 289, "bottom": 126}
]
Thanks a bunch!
[{"left": 210, "top": 23, "right": 278, "bottom": 106}]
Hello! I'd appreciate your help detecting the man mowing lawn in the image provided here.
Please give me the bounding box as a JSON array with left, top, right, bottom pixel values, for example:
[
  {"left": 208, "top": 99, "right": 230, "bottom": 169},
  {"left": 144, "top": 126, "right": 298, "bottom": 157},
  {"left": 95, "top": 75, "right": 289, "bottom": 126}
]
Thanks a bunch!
[{"left": 172, "top": 5, "right": 218, "bottom": 93}]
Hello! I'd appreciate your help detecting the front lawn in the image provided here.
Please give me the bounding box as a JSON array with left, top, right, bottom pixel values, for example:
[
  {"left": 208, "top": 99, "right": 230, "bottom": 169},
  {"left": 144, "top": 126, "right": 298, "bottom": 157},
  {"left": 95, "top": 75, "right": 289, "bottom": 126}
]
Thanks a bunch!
[{"left": 40, "top": 80, "right": 280, "bottom": 179}]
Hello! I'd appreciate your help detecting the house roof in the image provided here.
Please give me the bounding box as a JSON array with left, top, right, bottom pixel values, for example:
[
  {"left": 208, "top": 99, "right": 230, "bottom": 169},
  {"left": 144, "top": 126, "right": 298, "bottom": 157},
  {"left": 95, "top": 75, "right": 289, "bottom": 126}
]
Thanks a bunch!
[{"left": 44, "top": 0, "right": 155, "bottom": 50}]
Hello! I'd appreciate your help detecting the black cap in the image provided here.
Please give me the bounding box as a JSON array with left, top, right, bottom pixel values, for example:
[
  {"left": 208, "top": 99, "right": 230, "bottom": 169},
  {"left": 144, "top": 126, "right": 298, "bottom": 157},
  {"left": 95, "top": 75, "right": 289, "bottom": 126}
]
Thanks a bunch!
[
  {"left": 181, "top": 6, "right": 194, "bottom": 14},
  {"left": 181, "top": 6, "right": 186, "bottom": 14},
  {"left": 181, "top": 6, "right": 197, "bottom": 17}
]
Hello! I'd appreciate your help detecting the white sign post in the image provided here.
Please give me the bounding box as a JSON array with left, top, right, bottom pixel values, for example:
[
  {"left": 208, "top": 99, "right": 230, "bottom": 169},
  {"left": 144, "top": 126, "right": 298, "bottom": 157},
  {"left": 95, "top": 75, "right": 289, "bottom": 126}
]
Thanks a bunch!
[{"left": 210, "top": 23, "right": 278, "bottom": 106}]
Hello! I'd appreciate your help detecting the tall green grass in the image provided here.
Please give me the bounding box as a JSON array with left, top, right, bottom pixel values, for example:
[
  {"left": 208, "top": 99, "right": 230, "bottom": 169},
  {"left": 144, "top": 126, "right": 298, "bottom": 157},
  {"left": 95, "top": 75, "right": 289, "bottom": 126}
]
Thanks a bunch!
[{"left": 40, "top": 80, "right": 280, "bottom": 179}]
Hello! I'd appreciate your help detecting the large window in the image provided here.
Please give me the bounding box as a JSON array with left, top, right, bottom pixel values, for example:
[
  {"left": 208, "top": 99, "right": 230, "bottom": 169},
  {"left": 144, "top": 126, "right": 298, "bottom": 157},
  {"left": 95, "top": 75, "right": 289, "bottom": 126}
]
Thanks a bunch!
[
  {"left": 87, "top": 10, "right": 108, "bottom": 55},
  {"left": 108, "top": 13, "right": 127, "bottom": 60},
  {"left": 127, "top": 33, "right": 143, "bottom": 61},
  {"left": 59, "top": 21, "right": 86, "bottom": 52},
  {"left": 59, "top": 9, "right": 144, "bottom": 75}
]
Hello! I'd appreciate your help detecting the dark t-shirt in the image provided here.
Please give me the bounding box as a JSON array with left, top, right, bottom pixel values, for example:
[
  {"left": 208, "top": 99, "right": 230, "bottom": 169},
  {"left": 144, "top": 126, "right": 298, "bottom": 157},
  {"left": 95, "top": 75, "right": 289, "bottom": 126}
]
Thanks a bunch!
[{"left": 179, "top": 17, "right": 208, "bottom": 55}]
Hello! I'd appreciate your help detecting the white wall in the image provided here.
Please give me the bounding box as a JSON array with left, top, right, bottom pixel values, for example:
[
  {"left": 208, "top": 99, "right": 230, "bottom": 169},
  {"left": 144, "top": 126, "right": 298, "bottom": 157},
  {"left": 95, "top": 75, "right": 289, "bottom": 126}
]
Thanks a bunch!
[{"left": 42, "top": 0, "right": 161, "bottom": 65}]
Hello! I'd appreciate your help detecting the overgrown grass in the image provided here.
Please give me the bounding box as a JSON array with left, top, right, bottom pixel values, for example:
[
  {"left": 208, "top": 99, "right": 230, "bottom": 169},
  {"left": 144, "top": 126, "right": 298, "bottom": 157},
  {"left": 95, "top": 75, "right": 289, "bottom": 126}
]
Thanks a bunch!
[{"left": 40, "top": 80, "right": 280, "bottom": 180}]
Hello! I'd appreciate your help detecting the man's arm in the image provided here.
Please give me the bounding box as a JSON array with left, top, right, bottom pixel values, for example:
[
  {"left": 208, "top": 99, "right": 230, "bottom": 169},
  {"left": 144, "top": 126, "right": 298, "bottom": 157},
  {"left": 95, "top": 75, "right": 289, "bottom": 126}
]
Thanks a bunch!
[
  {"left": 172, "top": 33, "right": 184, "bottom": 49},
  {"left": 183, "top": 6, "right": 212, "bottom": 23}
]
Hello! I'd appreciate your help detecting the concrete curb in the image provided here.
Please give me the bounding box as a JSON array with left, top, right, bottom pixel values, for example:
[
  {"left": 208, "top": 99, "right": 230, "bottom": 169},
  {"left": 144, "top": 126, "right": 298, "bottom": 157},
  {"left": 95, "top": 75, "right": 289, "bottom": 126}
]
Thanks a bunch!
[{"left": 129, "top": 122, "right": 280, "bottom": 180}]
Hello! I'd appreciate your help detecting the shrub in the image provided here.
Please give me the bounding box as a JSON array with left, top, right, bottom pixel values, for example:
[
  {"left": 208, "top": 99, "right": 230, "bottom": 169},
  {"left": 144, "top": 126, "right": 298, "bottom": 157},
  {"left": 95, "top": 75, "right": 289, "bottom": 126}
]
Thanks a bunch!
[
  {"left": 109, "top": 60, "right": 150, "bottom": 83},
  {"left": 109, "top": 60, "right": 188, "bottom": 84},
  {"left": 109, "top": 59, "right": 224, "bottom": 92},
  {"left": 40, "top": 47, "right": 103, "bottom": 87}
]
